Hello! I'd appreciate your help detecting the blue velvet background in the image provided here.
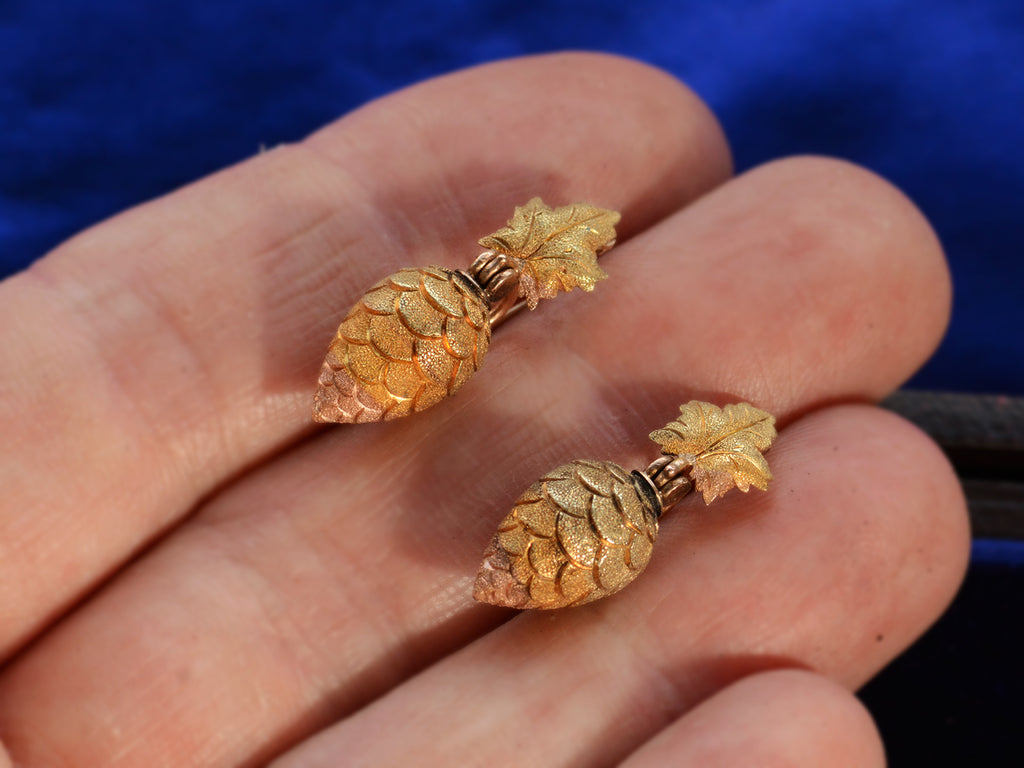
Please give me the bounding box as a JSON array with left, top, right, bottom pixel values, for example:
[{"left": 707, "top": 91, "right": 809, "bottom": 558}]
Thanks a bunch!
[{"left": 1, "top": 1, "right": 1021, "bottom": 763}]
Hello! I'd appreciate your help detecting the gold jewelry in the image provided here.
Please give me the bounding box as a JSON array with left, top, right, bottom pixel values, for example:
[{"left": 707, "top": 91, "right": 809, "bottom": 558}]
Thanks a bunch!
[
  {"left": 474, "top": 401, "right": 777, "bottom": 609},
  {"left": 313, "top": 198, "right": 620, "bottom": 423}
]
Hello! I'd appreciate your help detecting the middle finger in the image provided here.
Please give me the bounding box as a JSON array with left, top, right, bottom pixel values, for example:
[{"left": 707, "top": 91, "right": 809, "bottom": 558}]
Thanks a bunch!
[{"left": 0, "top": 157, "right": 953, "bottom": 767}]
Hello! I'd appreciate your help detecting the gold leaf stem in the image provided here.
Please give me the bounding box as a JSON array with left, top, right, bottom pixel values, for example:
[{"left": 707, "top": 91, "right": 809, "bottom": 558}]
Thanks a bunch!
[
  {"left": 639, "top": 456, "right": 694, "bottom": 514},
  {"left": 459, "top": 251, "right": 523, "bottom": 327}
]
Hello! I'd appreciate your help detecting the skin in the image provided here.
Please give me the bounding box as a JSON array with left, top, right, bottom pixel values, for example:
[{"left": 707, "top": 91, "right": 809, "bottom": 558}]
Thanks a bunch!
[{"left": 0, "top": 53, "right": 968, "bottom": 767}]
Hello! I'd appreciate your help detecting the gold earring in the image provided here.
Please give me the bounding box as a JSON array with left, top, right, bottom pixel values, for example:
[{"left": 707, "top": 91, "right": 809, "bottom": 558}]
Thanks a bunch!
[
  {"left": 313, "top": 198, "right": 620, "bottom": 423},
  {"left": 474, "top": 401, "right": 777, "bottom": 609}
]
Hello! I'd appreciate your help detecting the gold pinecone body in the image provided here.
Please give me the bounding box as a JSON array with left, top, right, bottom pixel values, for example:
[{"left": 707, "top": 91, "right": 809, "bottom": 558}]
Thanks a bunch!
[
  {"left": 474, "top": 459, "right": 660, "bottom": 609},
  {"left": 313, "top": 266, "right": 490, "bottom": 423}
]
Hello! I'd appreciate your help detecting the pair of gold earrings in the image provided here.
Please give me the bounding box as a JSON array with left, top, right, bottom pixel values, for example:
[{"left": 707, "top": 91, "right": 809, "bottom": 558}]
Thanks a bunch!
[{"left": 312, "top": 199, "right": 777, "bottom": 610}]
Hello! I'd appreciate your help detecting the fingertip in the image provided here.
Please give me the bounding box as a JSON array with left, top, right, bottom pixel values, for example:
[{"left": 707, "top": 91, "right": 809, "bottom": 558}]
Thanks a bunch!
[
  {"left": 743, "top": 155, "right": 951, "bottom": 398},
  {"left": 622, "top": 668, "right": 885, "bottom": 768},
  {"left": 767, "top": 403, "right": 970, "bottom": 686},
  {"left": 308, "top": 51, "right": 734, "bottom": 238},
  {"left": 862, "top": 405, "right": 971, "bottom": 643},
  {"left": 545, "top": 51, "right": 736, "bottom": 202}
]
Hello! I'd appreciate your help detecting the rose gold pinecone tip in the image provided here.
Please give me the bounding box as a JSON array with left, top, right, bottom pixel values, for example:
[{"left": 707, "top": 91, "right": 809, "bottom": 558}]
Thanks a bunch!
[
  {"left": 473, "top": 543, "right": 528, "bottom": 608},
  {"left": 311, "top": 361, "right": 384, "bottom": 424}
]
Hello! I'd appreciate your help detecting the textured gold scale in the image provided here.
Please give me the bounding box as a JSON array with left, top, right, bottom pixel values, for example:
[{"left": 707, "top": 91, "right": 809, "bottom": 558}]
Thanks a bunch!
[
  {"left": 312, "top": 267, "right": 490, "bottom": 423},
  {"left": 473, "top": 459, "right": 659, "bottom": 609}
]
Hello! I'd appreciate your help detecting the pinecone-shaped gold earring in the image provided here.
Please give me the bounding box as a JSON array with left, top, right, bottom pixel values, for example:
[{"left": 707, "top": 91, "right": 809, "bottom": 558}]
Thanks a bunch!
[
  {"left": 312, "top": 198, "right": 620, "bottom": 423},
  {"left": 474, "top": 401, "right": 778, "bottom": 609}
]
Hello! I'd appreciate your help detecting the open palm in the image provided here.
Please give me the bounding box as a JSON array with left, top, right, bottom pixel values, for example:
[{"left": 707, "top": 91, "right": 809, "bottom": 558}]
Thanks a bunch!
[{"left": 0, "top": 54, "right": 967, "bottom": 767}]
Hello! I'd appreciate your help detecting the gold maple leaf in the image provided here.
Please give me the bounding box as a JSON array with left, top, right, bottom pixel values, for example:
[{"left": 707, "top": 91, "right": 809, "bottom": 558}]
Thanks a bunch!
[
  {"left": 478, "top": 198, "right": 619, "bottom": 309},
  {"left": 648, "top": 401, "right": 777, "bottom": 504}
]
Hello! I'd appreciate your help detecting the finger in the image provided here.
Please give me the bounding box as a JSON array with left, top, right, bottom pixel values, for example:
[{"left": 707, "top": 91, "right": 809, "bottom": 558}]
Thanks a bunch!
[
  {"left": 0, "top": 52, "right": 730, "bottom": 655},
  {"left": 580, "top": 155, "right": 951, "bottom": 416},
  {"left": 620, "top": 669, "right": 885, "bottom": 768},
  {"left": 0, "top": 159, "right": 956, "bottom": 766},
  {"left": 270, "top": 407, "right": 964, "bottom": 768}
]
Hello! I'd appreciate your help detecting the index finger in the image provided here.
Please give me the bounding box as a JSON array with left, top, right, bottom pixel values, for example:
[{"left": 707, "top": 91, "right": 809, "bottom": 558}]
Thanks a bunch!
[{"left": 0, "top": 53, "right": 732, "bottom": 657}]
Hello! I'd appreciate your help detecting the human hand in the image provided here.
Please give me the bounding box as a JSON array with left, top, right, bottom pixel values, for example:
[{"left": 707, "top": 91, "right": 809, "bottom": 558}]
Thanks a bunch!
[{"left": 0, "top": 53, "right": 968, "bottom": 767}]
